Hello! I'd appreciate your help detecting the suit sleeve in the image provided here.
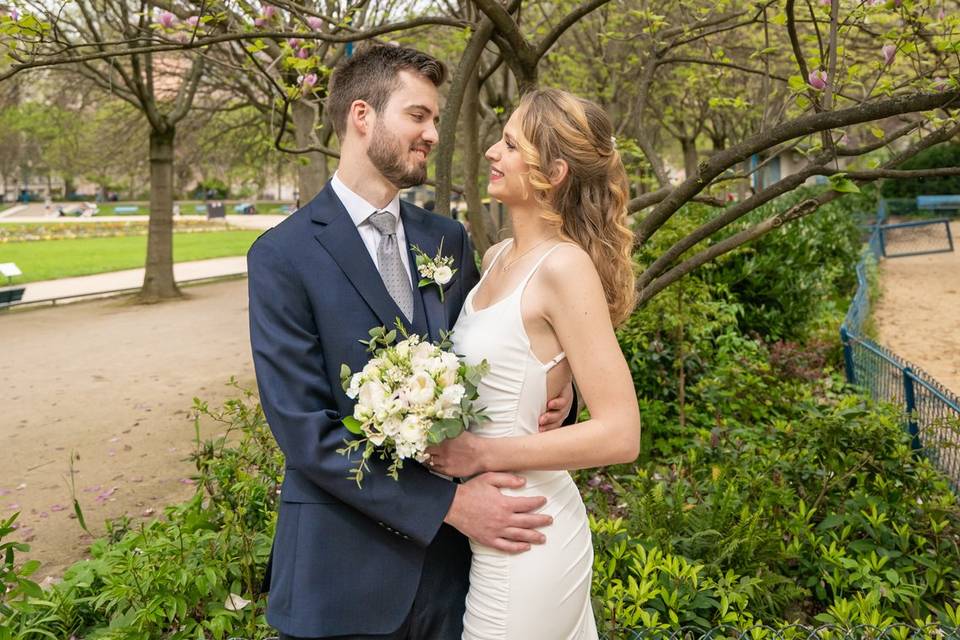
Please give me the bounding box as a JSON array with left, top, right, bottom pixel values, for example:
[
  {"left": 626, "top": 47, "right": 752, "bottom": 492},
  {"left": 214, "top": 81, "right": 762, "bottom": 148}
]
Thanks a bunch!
[{"left": 247, "top": 238, "right": 456, "bottom": 548}]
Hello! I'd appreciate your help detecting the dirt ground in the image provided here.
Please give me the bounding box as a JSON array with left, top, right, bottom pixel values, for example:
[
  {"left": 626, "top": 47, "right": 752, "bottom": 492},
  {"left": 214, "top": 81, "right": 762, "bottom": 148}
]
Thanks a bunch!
[
  {"left": 0, "top": 279, "right": 256, "bottom": 580},
  {"left": 872, "top": 221, "right": 960, "bottom": 396}
]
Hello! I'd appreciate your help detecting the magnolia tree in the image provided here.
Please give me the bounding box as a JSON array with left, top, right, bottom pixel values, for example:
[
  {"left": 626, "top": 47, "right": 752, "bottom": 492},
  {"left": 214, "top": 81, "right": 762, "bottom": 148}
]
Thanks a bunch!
[{"left": 0, "top": 0, "right": 957, "bottom": 303}]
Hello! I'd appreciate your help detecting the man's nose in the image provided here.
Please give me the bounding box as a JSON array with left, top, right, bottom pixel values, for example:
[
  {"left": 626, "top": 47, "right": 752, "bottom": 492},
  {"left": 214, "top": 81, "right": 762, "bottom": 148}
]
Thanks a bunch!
[{"left": 423, "top": 121, "right": 439, "bottom": 145}]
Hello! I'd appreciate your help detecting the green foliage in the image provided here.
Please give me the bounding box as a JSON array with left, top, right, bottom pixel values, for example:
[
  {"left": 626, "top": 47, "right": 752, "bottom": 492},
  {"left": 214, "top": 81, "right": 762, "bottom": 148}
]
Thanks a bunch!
[
  {"left": 595, "top": 188, "right": 960, "bottom": 635},
  {"left": 0, "top": 382, "right": 282, "bottom": 639},
  {"left": 705, "top": 187, "right": 873, "bottom": 341},
  {"left": 881, "top": 143, "right": 960, "bottom": 199},
  {"left": 587, "top": 376, "right": 960, "bottom": 634}
]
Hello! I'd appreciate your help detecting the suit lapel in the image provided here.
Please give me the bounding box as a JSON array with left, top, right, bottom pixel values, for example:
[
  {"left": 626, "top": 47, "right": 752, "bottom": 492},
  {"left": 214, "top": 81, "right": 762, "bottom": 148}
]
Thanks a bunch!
[
  {"left": 311, "top": 184, "right": 412, "bottom": 333},
  {"left": 401, "top": 202, "right": 447, "bottom": 342}
]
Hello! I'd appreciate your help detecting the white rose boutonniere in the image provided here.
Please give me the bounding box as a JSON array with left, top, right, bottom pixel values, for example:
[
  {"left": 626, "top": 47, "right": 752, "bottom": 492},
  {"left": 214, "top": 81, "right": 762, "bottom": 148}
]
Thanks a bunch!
[{"left": 411, "top": 239, "right": 457, "bottom": 302}]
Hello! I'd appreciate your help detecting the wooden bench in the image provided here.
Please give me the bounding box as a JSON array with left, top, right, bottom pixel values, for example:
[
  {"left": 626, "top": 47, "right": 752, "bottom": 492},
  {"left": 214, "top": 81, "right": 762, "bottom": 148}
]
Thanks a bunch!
[
  {"left": 0, "top": 286, "right": 25, "bottom": 309},
  {"left": 917, "top": 194, "right": 960, "bottom": 212}
]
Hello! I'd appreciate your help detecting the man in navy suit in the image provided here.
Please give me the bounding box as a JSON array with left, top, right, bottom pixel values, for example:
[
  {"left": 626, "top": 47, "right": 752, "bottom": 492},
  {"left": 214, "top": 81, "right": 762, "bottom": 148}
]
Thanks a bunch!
[{"left": 248, "top": 45, "right": 572, "bottom": 640}]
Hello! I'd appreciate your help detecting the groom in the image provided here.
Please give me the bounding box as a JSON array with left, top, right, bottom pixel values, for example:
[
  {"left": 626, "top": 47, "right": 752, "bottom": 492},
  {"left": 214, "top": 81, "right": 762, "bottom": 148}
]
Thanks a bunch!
[{"left": 248, "top": 45, "right": 572, "bottom": 639}]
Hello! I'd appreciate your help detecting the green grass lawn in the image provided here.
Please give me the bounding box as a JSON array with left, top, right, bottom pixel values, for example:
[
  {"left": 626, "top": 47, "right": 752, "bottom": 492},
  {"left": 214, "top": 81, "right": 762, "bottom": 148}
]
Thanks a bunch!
[{"left": 0, "top": 230, "right": 260, "bottom": 283}]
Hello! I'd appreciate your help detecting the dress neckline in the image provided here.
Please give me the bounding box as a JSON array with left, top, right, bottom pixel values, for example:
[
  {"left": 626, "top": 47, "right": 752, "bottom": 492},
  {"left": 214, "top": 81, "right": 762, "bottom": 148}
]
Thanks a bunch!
[{"left": 468, "top": 239, "right": 571, "bottom": 315}]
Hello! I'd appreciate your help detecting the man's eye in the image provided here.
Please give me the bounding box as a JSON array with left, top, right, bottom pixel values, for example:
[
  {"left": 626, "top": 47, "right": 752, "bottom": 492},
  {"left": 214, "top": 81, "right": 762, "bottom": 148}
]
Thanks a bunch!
[{"left": 412, "top": 113, "right": 424, "bottom": 121}]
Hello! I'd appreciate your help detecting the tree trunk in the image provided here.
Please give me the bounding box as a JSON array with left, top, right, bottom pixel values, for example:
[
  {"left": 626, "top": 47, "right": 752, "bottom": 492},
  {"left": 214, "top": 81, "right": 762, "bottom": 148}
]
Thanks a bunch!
[
  {"left": 463, "top": 70, "right": 494, "bottom": 255},
  {"left": 291, "top": 98, "right": 326, "bottom": 203},
  {"left": 681, "top": 137, "right": 699, "bottom": 180},
  {"left": 139, "top": 126, "right": 180, "bottom": 302}
]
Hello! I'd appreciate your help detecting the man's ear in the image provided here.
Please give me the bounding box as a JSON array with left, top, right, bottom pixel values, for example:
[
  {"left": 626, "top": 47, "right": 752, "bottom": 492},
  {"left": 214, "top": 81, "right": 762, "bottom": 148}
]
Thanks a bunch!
[
  {"left": 348, "top": 99, "right": 373, "bottom": 136},
  {"left": 548, "top": 159, "right": 569, "bottom": 187}
]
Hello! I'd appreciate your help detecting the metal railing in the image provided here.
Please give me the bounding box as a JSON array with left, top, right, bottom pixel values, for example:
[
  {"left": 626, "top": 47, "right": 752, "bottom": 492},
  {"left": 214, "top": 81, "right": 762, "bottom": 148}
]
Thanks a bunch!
[
  {"left": 879, "top": 218, "right": 955, "bottom": 258},
  {"left": 840, "top": 208, "right": 960, "bottom": 486}
]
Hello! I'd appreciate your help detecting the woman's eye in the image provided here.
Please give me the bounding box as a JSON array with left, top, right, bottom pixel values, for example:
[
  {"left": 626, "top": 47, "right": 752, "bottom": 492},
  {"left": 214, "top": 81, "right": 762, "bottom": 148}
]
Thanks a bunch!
[{"left": 505, "top": 141, "right": 515, "bottom": 150}]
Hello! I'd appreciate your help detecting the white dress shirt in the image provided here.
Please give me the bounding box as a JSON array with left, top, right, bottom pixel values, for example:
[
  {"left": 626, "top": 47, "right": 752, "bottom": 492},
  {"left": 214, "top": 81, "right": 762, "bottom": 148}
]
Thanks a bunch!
[{"left": 331, "top": 171, "right": 413, "bottom": 282}]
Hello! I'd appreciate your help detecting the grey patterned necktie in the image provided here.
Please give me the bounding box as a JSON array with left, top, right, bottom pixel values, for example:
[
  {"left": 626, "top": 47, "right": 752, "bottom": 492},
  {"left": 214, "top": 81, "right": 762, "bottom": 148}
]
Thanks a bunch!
[{"left": 367, "top": 210, "right": 414, "bottom": 322}]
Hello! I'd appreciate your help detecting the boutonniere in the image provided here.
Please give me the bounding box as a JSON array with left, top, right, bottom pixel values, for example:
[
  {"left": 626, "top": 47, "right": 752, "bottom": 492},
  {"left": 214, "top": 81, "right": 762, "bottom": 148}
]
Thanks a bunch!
[{"left": 411, "top": 239, "right": 457, "bottom": 302}]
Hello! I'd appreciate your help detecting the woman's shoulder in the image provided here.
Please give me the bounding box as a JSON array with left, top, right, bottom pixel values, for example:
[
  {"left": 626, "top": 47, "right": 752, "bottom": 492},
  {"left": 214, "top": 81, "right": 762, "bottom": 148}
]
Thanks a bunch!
[
  {"left": 542, "top": 242, "right": 595, "bottom": 276},
  {"left": 480, "top": 239, "right": 513, "bottom": 273}
]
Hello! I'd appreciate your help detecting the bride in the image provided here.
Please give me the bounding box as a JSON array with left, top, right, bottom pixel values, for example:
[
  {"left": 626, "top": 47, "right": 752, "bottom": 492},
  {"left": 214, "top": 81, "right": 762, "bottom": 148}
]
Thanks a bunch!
[{"left": 426, "top": 88, "right": 642, "bottom": 640}]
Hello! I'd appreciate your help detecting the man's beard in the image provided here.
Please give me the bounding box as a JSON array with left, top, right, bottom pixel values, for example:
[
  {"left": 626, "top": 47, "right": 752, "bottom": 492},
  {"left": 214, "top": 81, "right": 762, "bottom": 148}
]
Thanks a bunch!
[{"left": 367, "top": 121, "right": 429, "bottom": 189}]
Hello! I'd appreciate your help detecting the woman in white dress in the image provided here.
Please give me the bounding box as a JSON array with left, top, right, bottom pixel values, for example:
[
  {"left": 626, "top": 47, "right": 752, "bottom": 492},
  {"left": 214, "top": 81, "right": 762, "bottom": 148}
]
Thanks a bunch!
[{"left": 425, "top": 88, "right": 642, "bottom": 640}]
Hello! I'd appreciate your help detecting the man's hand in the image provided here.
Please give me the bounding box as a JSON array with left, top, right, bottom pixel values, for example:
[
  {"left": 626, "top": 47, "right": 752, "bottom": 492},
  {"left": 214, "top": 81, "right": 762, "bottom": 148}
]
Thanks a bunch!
[
  {"left": 538, "top": 381, "right": 575, "bottom": 432},
  {"left": 444, "top": 472, "right": 552, "bottom": 553}
]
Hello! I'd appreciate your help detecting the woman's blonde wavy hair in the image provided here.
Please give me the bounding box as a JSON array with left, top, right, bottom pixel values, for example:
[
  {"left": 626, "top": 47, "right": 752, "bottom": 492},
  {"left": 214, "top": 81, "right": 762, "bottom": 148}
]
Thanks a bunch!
[{"left": 513, "top": 88, "right": 636, "bottom": 326}]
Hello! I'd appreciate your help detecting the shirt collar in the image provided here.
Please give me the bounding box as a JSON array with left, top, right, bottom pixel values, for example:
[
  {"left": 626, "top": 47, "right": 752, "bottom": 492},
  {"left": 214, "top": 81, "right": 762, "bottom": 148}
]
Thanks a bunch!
[{"left": 331, "top": 171, "right": 401, "bottom": 228}]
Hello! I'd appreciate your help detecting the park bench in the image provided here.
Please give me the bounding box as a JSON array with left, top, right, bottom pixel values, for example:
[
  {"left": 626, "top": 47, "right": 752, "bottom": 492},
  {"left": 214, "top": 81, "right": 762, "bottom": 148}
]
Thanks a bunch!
[
  {"left": 113, "top": 205, "right": 140, "bottom": 213},
  {"left": 0, "top": 286, "right": 25, "bottom": 309},
  {"left": 917, "top": 194, "right": 960, "bottom": 212}
]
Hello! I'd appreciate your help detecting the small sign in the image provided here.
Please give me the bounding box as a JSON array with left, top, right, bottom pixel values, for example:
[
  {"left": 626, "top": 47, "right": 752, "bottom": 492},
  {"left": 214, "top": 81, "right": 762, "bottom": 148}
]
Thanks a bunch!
[{"left": 0, "top": 263, "right": 21, "bottom": 277}]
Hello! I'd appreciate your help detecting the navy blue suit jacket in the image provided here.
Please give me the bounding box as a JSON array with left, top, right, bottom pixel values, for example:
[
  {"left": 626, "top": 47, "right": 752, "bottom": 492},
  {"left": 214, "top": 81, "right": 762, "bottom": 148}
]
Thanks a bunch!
[{"left": 248, "top": 183, "right": 481, "bottom": 637}]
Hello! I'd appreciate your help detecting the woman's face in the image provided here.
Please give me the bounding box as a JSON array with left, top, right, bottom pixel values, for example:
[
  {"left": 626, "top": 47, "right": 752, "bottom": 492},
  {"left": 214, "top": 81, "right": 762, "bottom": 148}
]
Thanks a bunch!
[{"left": 485, "top": 111, "right": 533, "bottom": 206}]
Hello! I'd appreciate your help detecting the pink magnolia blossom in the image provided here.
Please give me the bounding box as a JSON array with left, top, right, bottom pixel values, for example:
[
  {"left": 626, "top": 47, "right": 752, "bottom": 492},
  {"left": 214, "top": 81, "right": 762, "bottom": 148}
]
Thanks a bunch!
[
  {"left": 306, "top": 16, "right": 323, "bottom": 30},
  {"left": 263, "top": 5, "right": 276, "bottom": 19},
  {"left": 158, "top": 11, "right": 176, "bottom": 28},
  {"left": 287, "top": 37, "right": 301, "bottom": 48},
  {"left": 808, "top": 69, "right": 828, "bottom": 90},
  {"left": 254, "top": 17, "right": 265, "bottom": 27},
  {"left": 932, "top": 77, "right": 948, "bottom": 92},
  {"left": 882, "top": 44, "right": 896, "bottom": 65},
  {"left": 301, "top": 73, "right": 318, "bottom": 89},
  {"left": 937, "top": 7, "right": 945, "bottom": 19},
  {"left": 186, "top": 15, "right": 200, "bottom": 27},
  {"left": 296, "top": 47, "right": 309, "bottom": 59}
]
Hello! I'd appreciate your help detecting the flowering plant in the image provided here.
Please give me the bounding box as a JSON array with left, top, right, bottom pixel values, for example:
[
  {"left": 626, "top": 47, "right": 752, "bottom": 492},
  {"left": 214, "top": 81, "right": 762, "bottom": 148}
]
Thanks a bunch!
[
  {"left": 411, "top": 240, "right": 456, "bottom": 302},
  {"left": 337, "top": 321, "right": 488, "bottom": 486}
]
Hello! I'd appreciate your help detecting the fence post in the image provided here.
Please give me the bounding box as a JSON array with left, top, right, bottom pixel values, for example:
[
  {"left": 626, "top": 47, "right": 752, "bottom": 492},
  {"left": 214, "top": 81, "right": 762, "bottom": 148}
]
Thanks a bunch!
[
  {"left": 840, "top": 327, "right": 856, "bottom": 385},
  {"left": 946, "top": 219, "right": 955, "bottom": 252},
  {"left": 903, "top": 367, "right": 920, "bottom": 450},
  {"left": 878, "top": 225, "right": 887, "bottom": 257}
]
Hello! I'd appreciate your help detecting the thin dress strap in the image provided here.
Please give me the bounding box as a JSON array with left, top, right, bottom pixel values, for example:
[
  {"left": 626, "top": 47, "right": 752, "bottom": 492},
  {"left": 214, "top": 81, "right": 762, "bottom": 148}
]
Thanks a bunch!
[
  {"left": 480, "top": 239, "right": 514, "bottom": 280},
  {"left": 517, "top": 242, "right": 576, "bottom": 371}
]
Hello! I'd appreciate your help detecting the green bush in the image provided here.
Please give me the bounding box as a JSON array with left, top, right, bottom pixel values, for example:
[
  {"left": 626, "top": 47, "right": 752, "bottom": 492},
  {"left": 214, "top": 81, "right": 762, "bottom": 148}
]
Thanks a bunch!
[
  {"left": 0, "top": 382, "right": 282, "bottom": 639},
  {"left": 704, "top": 187, "right": 871, "bottom": 341},
  {"left": 880, "top": 143, "right": 960, "bottom": 199},
  {"left": 586, "top": 383, "right": 960, "bottom": 634}
]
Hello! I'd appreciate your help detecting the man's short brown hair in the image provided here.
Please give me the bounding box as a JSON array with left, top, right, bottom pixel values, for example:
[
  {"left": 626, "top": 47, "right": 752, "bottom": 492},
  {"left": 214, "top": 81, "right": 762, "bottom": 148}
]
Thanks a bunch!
[{"left": 326, "top": 44, "right": 446, "bottom": 140}]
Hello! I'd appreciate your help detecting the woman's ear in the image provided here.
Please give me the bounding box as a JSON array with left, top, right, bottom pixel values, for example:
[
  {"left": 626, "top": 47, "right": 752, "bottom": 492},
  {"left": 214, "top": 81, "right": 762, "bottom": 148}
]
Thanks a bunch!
[{"left": 548, "top": 159, "right": 569, "bottom": 187}]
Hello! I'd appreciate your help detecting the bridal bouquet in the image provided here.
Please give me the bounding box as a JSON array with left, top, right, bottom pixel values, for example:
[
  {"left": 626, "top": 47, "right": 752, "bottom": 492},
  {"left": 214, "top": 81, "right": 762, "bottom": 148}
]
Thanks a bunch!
[{"left": 338, "top": 323, "right": 489, "bottom": 486}]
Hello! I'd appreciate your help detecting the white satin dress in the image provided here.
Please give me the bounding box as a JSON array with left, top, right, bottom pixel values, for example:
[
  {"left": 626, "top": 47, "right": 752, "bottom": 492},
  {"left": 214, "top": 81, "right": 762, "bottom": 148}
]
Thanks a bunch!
[{"left": 451, "top": 241, "right": 598, "bottom": 640}]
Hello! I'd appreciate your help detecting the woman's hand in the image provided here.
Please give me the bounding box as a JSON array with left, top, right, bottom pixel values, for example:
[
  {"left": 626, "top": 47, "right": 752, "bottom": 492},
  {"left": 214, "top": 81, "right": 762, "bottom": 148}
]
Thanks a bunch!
[{"left": 425, "top": 431, "right": 487, "bottom": 478}]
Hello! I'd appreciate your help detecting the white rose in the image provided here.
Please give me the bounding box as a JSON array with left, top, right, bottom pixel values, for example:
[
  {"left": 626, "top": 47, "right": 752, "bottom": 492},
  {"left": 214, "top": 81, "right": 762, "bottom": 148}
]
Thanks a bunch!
[
  {"left": 381, "top": 417, "right": 402, "bottom": 438},
  {"left": 440, "top": 384, "right": 466, "bottom": 408},
  {"left": 362, "top": 361, "right": 381, "bottom": 378},
  {"left": 425, "top": 356, "right": 445, "bottom": 375},
  {"left": 433, "top": 265, "right": 453, "bottom": 285},
  {"left": 358, "top": 380, "right": 388, "bottom": 412},
  {"left": 411, "top": 342, "right": 435, "bottom": 367},
  {"left": 405, "top": 371, "right": 436, "bottom": 405},
  {"left": 368, "top": 430, "right": 387, "bottom": 446},
  {"left": 394, "top": 339, "right": 411, "bottom": 359},
  {"left": 346, "top": 373, "right": 363, "bottom": 399},
  {"left": 399, "top": 415, "right": 423, "bottom": 443}
]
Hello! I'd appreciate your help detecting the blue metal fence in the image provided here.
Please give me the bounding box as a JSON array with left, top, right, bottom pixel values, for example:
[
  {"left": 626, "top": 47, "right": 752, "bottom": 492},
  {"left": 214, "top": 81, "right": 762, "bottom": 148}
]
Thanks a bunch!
[{"left": 840, "top": 209, "right": 960, "bottom": 486}]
